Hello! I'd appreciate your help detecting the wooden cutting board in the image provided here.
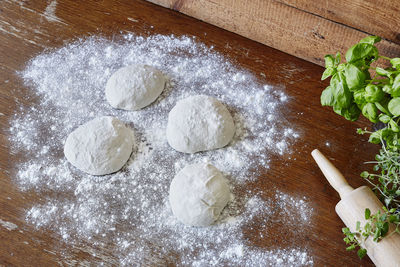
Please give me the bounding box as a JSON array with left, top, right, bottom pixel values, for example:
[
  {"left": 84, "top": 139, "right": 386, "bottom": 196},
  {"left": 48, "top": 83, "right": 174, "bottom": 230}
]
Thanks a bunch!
[{"left": 0, "top": 0, "right": 378, "bottom": 266}]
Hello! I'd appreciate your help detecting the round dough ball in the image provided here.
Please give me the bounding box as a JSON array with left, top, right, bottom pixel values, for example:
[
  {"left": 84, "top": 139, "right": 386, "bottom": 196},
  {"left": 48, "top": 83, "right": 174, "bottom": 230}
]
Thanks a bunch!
[
  {"left": 105, "top": 65, "right": 166, "bottom": 110},
  {"left": 169, "top": 163, "right": 231, "bottom": 226},
  {"left": 64, "top": 116, "right": 135, "bottom": 175},
  {"left": 167, "top": 95, "right": 235, "bottom": 153}
]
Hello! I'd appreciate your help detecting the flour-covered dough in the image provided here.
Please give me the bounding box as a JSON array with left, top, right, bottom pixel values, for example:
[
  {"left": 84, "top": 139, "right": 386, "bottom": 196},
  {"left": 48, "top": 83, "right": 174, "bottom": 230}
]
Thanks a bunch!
[
  {"left": 169, "top": 163, "right": 231, "bottom": 226},
  {"left": 167, "top": 95, "right": 235, "bottom": 153},
  {"left": 64, "top": 116, "right": 135, "bottom": 175},
  {"left": 105, "top": 65, "right": 165, "bottom": 110}
]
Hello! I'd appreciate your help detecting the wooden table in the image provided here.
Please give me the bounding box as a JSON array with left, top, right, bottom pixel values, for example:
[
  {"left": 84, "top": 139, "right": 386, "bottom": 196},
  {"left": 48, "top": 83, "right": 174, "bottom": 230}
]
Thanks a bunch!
[{"left": 0, "top": 1, "right": 378, "bottom": 266}]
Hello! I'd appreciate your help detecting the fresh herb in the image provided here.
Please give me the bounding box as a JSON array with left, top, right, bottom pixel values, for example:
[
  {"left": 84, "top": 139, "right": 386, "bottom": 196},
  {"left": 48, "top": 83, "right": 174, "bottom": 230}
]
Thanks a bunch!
[
  {"left": 342, "top": 207, "right": 400, "bottom": 259},
  {"left": 320, "top": 36, "right": 400, "bottom": 259},
  {"left": 360, "top": 142, "right": 400, "bottom": 210},
  {"left": 321, "top": 36, "right": 400, "bottom": 150}
]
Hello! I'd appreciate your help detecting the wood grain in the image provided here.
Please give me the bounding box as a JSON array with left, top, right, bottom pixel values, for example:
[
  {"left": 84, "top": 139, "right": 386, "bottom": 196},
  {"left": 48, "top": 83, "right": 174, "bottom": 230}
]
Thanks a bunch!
[
  {"left": 0, "top": 0, "right": 380, "bottom": 266},
  {"left": 147, "top": 0, "right": 400, "bottom": 66},
  {"left": 279, "top": 0, "right": 400, "bottom": 45}
]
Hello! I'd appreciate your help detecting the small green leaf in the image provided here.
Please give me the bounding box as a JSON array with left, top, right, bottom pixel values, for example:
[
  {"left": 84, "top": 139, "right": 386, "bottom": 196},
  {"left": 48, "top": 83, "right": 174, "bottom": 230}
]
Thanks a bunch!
[
  {"left": 384, "top": 83, "right": 400, "bottom": 97},
  {"left": 390, "top": 58, "right": 400, "bottom": 69},
  {"left": 369, "top": 130, "right": 383, "bottom": 144},
  {"left": 321, "top": 86, "right": 335, "bottom": 106},
  {"left": 344, "top": 63, "right": 366, "bottom": 90},
  {"left": 335, "top": 52, "right": 341, "bottom": 65},
  {"left": 388, "top": 97, "right": 400, "bottom": 116},
  {"left": 383, "top": 84, "right": 394, "bottom": 94},
  {"left": 334, "top": 103, "right": 360, "bottom": 121},
  {"left": 360, "top": 171, "right": 369, "bottom": 178},
  {"left": 390, "top": 119, "right": 400, "bottom": 132},
  {"left": 359, "top": 36, "right": 381, "bottom": 45},
  {"left": 393, "top": 75, "right": 400, "bottom": 91},
  {"left": 357, "top": 248, "right": 367, "bottom": 259},
  {"left": 337, "top": 63, "right": 347, "bottom": 72},
  {"left": 365, "top": 208, "right": 371, "bottom": 220},
  {"left": 322, "top": 67, "right": 335, "bottom": 80},
  {"left": 362, "top": 103, "right": 378, "bottom": 122},
  {"left": 345, "top": 43, "right": 378, "bottom": 65},
  {"left": 379, "top": 114, "right": 391, "bottom": 123},
  {"left": 324, "top": 55, "right": 335, "bottom": 68},
  {"left": 353, "top": 89, "right": 366, "bottom": 106},
  {"left": 331, "top": 73, "right": 352, "bottom": 108},
  {"left": 365, "top": 84, "right": 384, "bottom": 102},
  {"left": 375, "top": 67, "right": 392, "bottom": 77}
]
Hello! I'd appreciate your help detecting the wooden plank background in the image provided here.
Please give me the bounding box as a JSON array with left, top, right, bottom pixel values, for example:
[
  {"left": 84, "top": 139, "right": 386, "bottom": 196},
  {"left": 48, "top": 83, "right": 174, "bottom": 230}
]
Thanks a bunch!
[{"left": 147, "top": 0, "right": 400, "bottom": 66}]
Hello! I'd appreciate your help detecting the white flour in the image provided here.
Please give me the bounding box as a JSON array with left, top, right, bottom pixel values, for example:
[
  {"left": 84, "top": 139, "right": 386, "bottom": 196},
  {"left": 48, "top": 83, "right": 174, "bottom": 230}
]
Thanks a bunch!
[{"left": 9, "top": 34, "right": 313, "bottom": 266}]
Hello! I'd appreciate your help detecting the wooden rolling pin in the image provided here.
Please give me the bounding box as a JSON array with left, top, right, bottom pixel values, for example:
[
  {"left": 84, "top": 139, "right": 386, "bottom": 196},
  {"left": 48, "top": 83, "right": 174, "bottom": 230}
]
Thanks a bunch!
[{"left": 311, "top": 149, "right": 400, "bottom": 267}]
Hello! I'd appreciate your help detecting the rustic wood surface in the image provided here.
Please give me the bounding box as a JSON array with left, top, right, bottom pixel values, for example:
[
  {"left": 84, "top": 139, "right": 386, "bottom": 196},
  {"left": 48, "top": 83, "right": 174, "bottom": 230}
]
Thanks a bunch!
[
  {"left": 0, "top": 0, "right": 381, "bottom": 266},
  {"left": 147, "top": 0, "right": 400, "bottom": 67},
  {"left": 279, "top": 0, "right": 400, "bottom": 45}
]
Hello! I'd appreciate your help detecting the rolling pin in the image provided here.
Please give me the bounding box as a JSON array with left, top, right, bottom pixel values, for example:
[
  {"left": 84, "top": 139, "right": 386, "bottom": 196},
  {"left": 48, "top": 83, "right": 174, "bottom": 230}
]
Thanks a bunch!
[{"left": 311, "top": 149, "right": 400, "bottom": 267}]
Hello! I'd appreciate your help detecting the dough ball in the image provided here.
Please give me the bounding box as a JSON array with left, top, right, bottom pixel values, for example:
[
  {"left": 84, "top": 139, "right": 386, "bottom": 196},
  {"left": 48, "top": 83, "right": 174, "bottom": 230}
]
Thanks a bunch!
[
  {"left": 169, "top": 163, "right": 231, "bottom": 226},
  {"left": 64, "top": 116, "right": 135, "bottom": 175},
  {"left": 105, "top": 65, "right": 166, "bottom": 110},
  {"left": 167, "top": 95, "right": 235, "bottom": 153}
]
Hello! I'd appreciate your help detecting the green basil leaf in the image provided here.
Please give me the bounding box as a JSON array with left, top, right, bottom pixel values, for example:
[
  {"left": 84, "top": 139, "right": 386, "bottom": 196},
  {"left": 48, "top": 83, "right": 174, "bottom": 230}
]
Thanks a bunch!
[
  {"left": 383, "top": 84, "right": 394, "bottom": 94},
  {"left": 365, "top": 84, "right": 384, "bottom": 102},
  {"left": 353, "top": 89, "right": 366, "bottom": 105},
  {"left": 390, "top": 58, "right": 400, "bottom": 69},
  {"left": 344, "top": 63, "right": 366, "bottom": 90},
  {"left": 321, "top": 67, "right": 335, "bottom": 80},
  {"left": 362, "top": 102, "right": 378, "bottom": 122},
  {"left": 388, "top": 97, "right": 400, "bottom": 116},
  {"left": 334, "top": 103, "right": 360, "bottom": 121},
  {"left": 345, "top": 43, "right": 378, "bottom": 64},
  {"left": 375, "top": 67, "right": 392, "bottom": 77},
  {"left": 375, "top": 97, "right": 390, "bottom": 115},
  {"left": 344, "top": 104, "right": 361, "bottom": 121},
  {"left": 324, "top": 55, "right": 335, "bottom": 68},
  {"left": 369, "top": 129, "right": 383, "bottom": 144},
  {"left": 331, "top": 73, "right": 351, "bottom": 108},
  {"left": 383, "top": 84, "right": 400, "bottom": 98},
  {"left": 335, "top": 52, "right": 341, "bottom": 66},
  {"left": 393, "top": 74, "right": 400, "bottom": 91},
  {"left": 359, "top": 36, "right": 381, "bottom": 45},
  {"left": 379, "top": 114, "right": 391, "bottom": 123},
  {"left": 389, "top": 119, "right": 400, "bottom": 132},
  {"left": 321, "top": 86, "right": 335, "bottom": 106}
]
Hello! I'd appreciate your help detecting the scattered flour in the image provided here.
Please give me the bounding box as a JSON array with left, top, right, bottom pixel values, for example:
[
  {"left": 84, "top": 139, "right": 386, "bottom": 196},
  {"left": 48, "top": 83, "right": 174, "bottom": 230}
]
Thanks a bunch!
[{"left": 9, "top": 34, "right": 312, "bottom": 266}]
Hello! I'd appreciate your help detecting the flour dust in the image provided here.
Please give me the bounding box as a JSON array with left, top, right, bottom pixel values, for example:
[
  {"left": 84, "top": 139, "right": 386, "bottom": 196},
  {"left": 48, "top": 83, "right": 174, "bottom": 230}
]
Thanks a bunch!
[{"left": 9, "top": 34, "right": 312, "bottom": 266}]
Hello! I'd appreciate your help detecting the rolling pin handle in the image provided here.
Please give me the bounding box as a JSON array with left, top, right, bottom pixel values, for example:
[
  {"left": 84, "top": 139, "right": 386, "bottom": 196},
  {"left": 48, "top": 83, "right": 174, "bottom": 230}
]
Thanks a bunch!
[{"left": 311, "top": 149, "right": 354, "bottom": 199}]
